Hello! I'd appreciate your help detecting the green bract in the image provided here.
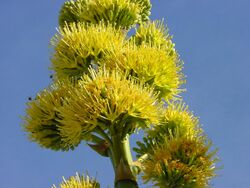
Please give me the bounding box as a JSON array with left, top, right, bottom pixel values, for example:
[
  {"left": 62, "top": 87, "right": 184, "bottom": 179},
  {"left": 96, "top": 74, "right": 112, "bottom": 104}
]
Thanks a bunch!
[{"left": 59, "top": 0, "right": 151, "bottom": 28}]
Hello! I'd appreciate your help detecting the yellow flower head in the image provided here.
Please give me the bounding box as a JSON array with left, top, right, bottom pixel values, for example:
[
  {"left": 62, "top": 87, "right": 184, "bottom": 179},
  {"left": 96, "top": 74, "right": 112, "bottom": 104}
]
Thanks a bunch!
[
  {"left": 59, "top": 0, "right": 151, "bottom": 28},
  {"left": 131, "top": 20, "right": 175, "bottom": 52},
  {"left": 52, "top": 173, "right": 100, "bottom": 188},
  {"left": 134, "top": 102, "right": 201, "bottom": 158},
  {"left": 59, "top": 68, "right": 160, "bottom": 137},
  {"left": 103, "top": 44, "right": 184, "bottom": 100},
  {"left": 23, "top": 81, "right": 78, "bottom": 151},
  {"left": 142, "top": 136, "right": 218, "bottom": 188},
  {"left": 50, "top": 22, "right": 125, "bottom": 80},
  {"left": 150, "top": 102, "right": 201, "bottom": 139}
]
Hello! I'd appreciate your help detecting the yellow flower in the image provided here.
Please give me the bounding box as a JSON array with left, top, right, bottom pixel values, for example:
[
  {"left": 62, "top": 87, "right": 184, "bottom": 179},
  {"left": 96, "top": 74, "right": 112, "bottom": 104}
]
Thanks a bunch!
[
  {"left": 131, "top": 20, "right": 175, "bottom": 52},
  {"left": 103, "top": 44, "right": 184, "bottom": 100},
  {"left": 134, "top": 102, "right": 202, "bottom": 158},
  {"left": 23, "top": 81, "right": 79, "bottom": 151},
  {"left": 59, "top": 0, "right": 151, "bottom": 28},
  {"left": 59, "top": 68, "right": 160, "bottom": 138},
  {"left": 150, "top": 102, "right": 201, "bottom": 139},
  {"left": 142, "top": 135, "right": 218, "bottom": 188},
  {"left": 52, "top": 173, "right": 100, "bottom": 188},
  {"left": 50, "top": 22, "right": 125, "bottom": 80}
]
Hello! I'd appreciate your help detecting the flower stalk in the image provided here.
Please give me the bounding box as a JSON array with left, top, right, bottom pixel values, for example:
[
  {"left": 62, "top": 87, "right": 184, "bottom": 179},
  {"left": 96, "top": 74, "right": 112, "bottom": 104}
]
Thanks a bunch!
[{"left": 110, "top": 134, "right": 139, "bottom": 188}]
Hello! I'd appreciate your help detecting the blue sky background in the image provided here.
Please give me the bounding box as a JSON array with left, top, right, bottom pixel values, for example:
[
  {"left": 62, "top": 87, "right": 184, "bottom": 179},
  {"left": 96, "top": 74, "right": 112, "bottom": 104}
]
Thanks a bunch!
[{"left": 1, "top": 0, "right": 250, "bottom": 187}]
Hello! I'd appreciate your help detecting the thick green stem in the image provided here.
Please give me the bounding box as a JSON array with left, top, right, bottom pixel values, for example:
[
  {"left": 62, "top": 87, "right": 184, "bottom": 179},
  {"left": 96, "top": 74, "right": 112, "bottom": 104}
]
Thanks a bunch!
[{"left": 110, "top": 134, "right": 139, "bottom": 188}]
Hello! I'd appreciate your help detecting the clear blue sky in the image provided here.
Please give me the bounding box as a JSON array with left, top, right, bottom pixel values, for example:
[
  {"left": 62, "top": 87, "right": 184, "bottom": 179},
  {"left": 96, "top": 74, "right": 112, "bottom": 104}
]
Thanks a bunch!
[{"left": 1, "top": 0, "right": 250, "bottom": 187}]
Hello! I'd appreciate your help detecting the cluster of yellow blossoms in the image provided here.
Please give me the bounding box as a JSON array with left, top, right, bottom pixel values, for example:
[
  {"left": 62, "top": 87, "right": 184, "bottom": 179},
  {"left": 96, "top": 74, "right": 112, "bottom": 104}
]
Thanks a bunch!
[{"left": 23, "top": 0, "right": 218, "bottom": 187}]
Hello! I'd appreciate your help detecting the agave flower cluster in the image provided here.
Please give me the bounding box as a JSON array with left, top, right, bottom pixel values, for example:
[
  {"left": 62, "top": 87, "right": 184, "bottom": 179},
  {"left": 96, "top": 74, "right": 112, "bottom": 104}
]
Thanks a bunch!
[
  {"left": 134, "top": 103, "right": 218, "bottom": 187},
  {"left": 23, "top": 0, "right": 218, "bottom": 187}
]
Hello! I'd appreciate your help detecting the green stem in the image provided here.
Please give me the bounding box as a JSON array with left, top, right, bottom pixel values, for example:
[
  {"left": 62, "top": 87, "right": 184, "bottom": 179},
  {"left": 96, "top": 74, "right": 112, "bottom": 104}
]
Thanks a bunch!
[
  {"left": 110, "top": 134, "right": 139, "bottom": 188},
  {"left": 108, "top": 149, "right": 116, "bottom": 171}
]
